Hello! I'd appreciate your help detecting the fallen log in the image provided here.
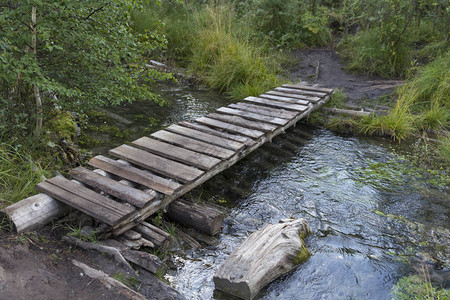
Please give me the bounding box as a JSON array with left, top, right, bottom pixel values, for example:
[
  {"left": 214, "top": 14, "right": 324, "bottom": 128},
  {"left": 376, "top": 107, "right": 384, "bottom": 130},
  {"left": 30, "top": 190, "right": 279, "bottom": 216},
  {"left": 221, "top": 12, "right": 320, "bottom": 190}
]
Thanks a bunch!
[
  {"left": 63, "top": 236, "right": 135, "bottom": 274},
  {"left": 71, "top": 259, "right": 146, "bottom": 300},
  {"left": 214, "top": 219, "right": 311, "bottom": 300},
  {"left": 121, "top": 249, "right": 163, "bottom": 274},
  {"left": 4, "top": 193, "right": 71, "bottom": 233},
  {"left": 166, "top": 199, "right": 225, "bottom": 235},
  {"left": 134, "top": 222, "right": 173, "bottom": 250},
  {"left": 322, "top": 107, "right": 371, "bottom": 117}
]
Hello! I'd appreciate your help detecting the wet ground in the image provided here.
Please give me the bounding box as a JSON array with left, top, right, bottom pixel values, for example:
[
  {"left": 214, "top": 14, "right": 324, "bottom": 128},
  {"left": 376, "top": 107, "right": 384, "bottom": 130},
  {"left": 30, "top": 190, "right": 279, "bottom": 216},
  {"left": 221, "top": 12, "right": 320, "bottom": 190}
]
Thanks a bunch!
[{"left": 289, "top": 48, "right": 403, "bottom": 108}]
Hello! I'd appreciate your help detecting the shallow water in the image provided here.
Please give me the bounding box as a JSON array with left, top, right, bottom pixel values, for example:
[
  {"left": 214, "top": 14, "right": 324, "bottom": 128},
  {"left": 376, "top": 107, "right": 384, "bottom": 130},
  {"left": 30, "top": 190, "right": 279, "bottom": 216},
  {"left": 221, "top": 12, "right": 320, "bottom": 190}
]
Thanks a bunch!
[{"left": 89, "top": 82, "right": 449, "bottom": 299}]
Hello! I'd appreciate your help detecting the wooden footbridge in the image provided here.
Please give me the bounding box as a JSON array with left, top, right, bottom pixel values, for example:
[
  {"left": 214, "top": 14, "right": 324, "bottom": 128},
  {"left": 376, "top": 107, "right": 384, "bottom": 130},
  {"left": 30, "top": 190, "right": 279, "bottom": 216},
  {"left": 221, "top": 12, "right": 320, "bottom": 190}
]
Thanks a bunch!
[{"left": 7, "top": 83, "right": 333, "bottom": 238}]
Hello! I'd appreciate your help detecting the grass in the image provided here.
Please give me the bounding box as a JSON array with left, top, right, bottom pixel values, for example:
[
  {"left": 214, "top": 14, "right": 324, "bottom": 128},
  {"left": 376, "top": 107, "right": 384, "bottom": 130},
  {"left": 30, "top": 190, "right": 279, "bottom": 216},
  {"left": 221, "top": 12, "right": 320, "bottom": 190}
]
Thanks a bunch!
[
  {"left": 338, "top": 29, "right": 410, "bottom": 78},
  {"left": 0, "top": 143, "right": 50, "bottom": 207},
  {"left": 392, "top": 265, "right": 449, "bottom": 300},
  {"left": 188, "top": 4, "right": 282, "bottom": 99},
  {"left": 357, "top": 51, "right": 450, "bottom": 141},
  {"left": 112, "top": 272, "right": 141, "bottom": 290},
  {"left": 436, "top": 136, "right": 450, "bottom": 168},
  {"left": 66, "top": 224, "right": 98, "bottom": 243}
]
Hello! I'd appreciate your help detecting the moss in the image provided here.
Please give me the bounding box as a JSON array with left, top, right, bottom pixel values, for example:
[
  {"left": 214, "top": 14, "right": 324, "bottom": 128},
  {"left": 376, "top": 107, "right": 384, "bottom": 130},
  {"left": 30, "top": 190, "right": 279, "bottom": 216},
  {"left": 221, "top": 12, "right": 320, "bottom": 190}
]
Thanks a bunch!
[
  {"left": 293, "top": 244, "right": 311, "bottom": 265},
  {"left": 46, "top": 111, "right": 77, "bottom": 141}
]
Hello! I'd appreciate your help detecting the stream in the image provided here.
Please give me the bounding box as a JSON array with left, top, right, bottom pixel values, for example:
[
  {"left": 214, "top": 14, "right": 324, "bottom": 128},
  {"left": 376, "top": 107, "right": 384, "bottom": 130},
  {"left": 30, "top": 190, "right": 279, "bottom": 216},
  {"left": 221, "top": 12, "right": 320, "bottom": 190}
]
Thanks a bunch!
[{"left": 85, "top": 81, "right": 449, "bottom": 300}]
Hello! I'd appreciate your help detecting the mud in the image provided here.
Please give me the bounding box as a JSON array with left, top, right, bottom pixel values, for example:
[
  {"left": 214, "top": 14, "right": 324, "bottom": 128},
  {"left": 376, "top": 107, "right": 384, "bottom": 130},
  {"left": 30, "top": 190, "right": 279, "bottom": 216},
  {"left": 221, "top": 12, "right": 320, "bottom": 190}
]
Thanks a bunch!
[
  {"left": 289, "top": 48, "right": 403, "bottom": 107},
  {"left": 0, "top": 225, "right": 184, "bottom": 300}
]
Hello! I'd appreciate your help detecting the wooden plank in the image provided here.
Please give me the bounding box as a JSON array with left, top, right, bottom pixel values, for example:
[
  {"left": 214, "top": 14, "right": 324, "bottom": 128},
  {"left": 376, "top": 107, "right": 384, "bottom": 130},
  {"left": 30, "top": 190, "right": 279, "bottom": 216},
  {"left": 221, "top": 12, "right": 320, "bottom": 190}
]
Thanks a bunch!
[
  {"left": 110, "top": 145, "right": 204, "bottom": 183},
  {"left": 69, "top": 167, "right": 156, "bottom": 208},
  {"left": 131, "top": 137, "right": 221, "bottom": 171},
  {"left": 165, "top": 124, "right": 245, "bottom": 151},
  {"left": 36, "top": 177, "right": 134, "bottom": 226},
  {"left": 178, "top": 121, "right": 255, "bottom": 147},
  {"left": 282, "top": 83, "right": 334, "bottom": 93},
  {"left": 207, "top": 112, "right": 278, "bottom": 132},
  {"left": 275, "top": 87, "right": 327, "bottom": 98},
  {"left": 216, "top": 107, "right": 288, "bottom": 126},
  {"left": 243, "top": 96, "right": 308, "bottom": 112},
  {"left": 229, "top": 103, "right": 297, "bottom": 119},
  {"left": 265, "top": 90, "right": 320, "bottom": 102},
  {"left": 258, "top": 93, "right": 310, "bottom": 106},
  {"left": 151, "top": 130, "right": 236, "bottom": 159},
  {"left": 89, "top": 156, "right": 181, "bottom": 195},
  {"left": 195, "top": 117, "right": 265, "bottom": 139}
]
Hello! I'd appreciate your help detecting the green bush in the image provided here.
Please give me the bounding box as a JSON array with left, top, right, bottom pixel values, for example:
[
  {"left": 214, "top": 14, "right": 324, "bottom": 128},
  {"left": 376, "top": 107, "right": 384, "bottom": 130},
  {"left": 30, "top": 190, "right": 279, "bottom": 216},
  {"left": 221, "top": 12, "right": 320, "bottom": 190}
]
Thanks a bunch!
[{"left": 338, "top": 29, "right": 410, "bottom": 78}]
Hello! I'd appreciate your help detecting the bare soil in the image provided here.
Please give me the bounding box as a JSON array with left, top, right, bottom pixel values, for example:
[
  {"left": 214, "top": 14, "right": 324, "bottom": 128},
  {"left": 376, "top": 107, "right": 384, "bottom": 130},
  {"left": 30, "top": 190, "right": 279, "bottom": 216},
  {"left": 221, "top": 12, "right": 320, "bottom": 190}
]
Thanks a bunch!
[
  {"left": 0, "top": 223, "right": 184, "bottom": 300},
  {"left": 289, "top": 48, "right": 403, "bottom": 108}
]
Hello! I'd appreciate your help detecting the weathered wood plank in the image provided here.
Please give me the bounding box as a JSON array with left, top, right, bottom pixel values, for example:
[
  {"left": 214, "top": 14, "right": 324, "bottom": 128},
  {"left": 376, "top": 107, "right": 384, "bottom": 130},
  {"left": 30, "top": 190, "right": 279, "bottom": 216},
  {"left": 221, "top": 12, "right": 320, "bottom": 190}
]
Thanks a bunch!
[
  {"left": 165, "top": 124, "right": 245, "bottom": 151},
  {"left": 69, "top": 167, "right": 156, "bottom": 208},
  {"left": 216, "top": 107, "right": 288, "bottom": 126},
  {"left": 275, "top": 86, "right": 327, "bottom": 98},
  {"left": 243, "top": 96, "right": 309, "bottom": 112},
  {"left": 131, "top": 137, "right": 221, "bottom": 170},
  {"left": 228, "top": 103, "right": 297, "bottom": 119},
  {"left": 214, "top": 219, "right": 311, "bottom": 300},
  {"left": 195, "top": 117, "right": 265, "bottom": 139},
  {"left": 151, "top": 130, "right": 236, "bottom": 159},
  {"left": 36, "top": 177, "right": 134, "bottom": 226},
  {"left": 178, "top": 121, "right": 255, "bottom": 146},
  {"left": 258, "top": 93, "right": 310, "bottom": 106},
  {"left": 89, "top": 155, "right": 181, "bottom": 195},
  {"left": 207, "top": 113, "right": 278, "bottom": 132},
  {"left": 282, "top": 83, "right": 334, "bottom": 93},
  {"left": 265, "top": 90, "right": 321, "bottom": 102},
  {"left": 110, "top": 144, "right": 204, "bottom": 183}
]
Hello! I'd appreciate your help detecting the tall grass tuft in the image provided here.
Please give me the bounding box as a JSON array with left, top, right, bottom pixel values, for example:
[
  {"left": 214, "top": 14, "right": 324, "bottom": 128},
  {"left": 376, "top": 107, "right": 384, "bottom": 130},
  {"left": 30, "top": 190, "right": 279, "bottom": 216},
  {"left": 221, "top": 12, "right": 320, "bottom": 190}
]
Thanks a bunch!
[
  {"left": 188, "top": 4, "right": 282, "bottom": 99},
  {"left": 0, "top": 144, "right": 49, "bottom": 207},
  {"left": 358, "top": 90, "right": 416, "bottom": 141},
  {"left": 358, "top": 51, "right": 449, "bottom": 140}
]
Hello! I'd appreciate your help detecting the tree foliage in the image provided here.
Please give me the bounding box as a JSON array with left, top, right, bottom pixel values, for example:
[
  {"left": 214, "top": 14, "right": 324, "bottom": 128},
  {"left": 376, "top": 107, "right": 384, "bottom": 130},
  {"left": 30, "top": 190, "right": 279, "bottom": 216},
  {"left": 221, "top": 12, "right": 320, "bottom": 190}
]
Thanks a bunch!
[{"left": 0, "top": 0, "right": 169, "bottom": 138}]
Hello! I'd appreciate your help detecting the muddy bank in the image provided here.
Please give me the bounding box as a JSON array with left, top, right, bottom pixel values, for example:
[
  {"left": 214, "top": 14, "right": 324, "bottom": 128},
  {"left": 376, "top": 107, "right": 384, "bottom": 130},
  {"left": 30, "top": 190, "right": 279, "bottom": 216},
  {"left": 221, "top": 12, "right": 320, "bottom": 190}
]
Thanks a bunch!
[
  {"left": 0, "top": 225, "right": 184, "bottom": 300},
  {"left": 289, "top": 48, "right": 403, "bottom": 107}
]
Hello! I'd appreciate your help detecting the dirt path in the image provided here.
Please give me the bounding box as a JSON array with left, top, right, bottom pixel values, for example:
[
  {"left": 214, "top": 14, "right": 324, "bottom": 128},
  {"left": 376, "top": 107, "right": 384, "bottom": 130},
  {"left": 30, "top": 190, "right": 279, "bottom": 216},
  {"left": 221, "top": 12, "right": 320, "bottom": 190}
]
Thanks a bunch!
[
  {"left": 0, "top": 227, "right": 184, "bottom": 300},
  {"left": 289, "top": 48, "right": 403, "bottom": 107}
]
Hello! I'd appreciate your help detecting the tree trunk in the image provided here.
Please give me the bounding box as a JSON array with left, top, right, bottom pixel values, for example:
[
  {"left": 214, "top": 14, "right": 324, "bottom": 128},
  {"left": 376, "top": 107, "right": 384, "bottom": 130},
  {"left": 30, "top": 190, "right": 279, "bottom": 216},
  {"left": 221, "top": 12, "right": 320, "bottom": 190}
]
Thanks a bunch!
[
  {"left": 31, "top": 5, "right": 42, "bottom": 134},
  {"left": 214, "top": 219, "right": 311, "bottom": 300}
]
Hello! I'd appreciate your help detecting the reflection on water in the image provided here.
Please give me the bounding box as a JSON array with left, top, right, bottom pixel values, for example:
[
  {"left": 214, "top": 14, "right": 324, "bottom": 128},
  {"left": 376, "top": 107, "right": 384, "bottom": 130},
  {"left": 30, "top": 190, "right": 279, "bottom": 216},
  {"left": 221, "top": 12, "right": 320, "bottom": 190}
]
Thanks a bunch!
[{"left": 85, "top": 82, "right": 449, "bottom": 299}]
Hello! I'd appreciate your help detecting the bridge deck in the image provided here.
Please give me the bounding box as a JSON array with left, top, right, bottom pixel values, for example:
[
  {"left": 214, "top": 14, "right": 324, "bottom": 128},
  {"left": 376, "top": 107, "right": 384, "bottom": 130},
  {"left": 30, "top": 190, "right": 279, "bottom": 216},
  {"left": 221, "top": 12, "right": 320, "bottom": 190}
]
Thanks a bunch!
[{"left": 36, "top": 83, "right": 334, "bottom": 236}]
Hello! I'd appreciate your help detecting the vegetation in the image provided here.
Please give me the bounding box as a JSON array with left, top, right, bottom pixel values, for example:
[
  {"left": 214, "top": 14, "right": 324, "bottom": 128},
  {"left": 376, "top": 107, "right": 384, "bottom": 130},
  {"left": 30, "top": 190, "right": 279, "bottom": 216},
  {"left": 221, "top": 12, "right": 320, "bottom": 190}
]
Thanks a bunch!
[
  {"left": 337, "top": 0, "right": 449, "bottom": 78},
  {"left": 0, "top": 143, "right": 50, "bottom": 207},
  {"left": 0, "top": 0, "right": 169, "bottom": 140},
  {"left": 392, "top": 271, "right": 449, "bottom": 299}
]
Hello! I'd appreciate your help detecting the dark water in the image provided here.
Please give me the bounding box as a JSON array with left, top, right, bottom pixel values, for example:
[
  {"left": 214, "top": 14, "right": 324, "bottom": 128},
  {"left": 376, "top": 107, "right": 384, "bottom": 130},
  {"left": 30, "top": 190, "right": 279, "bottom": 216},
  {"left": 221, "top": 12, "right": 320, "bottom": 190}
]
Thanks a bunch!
[{"left": 89, "top": 82, "right": 449, "bottom": 299}]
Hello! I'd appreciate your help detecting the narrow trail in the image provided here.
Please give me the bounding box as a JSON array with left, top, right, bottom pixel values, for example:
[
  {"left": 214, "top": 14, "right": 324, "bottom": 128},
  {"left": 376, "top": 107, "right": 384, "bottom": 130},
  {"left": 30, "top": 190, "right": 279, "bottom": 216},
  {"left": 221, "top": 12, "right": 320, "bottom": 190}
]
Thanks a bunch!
[{"left": 289, "top": 48, "right": 403, "bottom": 107}]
